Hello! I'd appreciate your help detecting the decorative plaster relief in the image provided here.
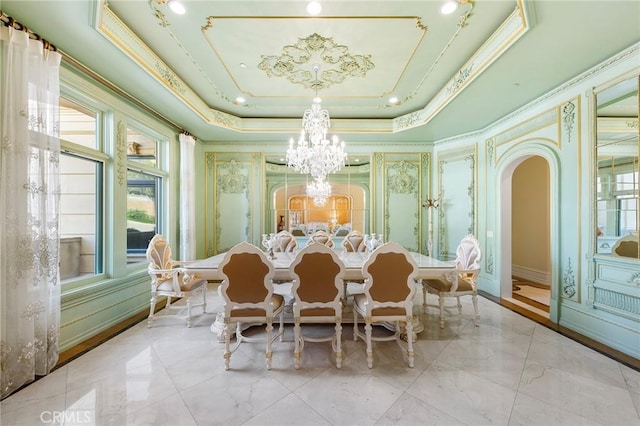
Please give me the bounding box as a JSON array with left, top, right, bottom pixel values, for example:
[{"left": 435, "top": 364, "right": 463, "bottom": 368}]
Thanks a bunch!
[
  {"left": 387, "top": 161, "right": 417, "bottom": 194},
  {"left": 486, "top": 137, "right": 495, "bottom": 167},
  {"left": 561, "top": 101, "right": 576, "bottom": 144},
  {"left": 116, "top": 121, "right": 126, "bottom": 187},
  {"left": 486, "top": 247, "right": 494, "bottom": 274},
  {"left": 562, "top": 257, "right": 577, "bottom": 299},
  {"left": 258, "top": 33, "right": 375, "bottom": 90},
  {"left": 217, "top": 160, "right": 248, "bottom": 194}
]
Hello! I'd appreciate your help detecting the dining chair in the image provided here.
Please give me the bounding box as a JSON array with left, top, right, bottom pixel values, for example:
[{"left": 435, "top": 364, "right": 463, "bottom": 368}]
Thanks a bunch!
[
  {"left": 273, "top": 230, "right": 298, "bottom": 252},
  {"left": 422, "top": 234, "right": 482, "bottom": 328},
  {"left": 218, "top": 241, "right": 285, "bottom": 370},
  {"left": 353, "top": 242, "right": 419, "bottom": 368},
  {"left": 145, "top": 234, "right": 207, "bottom": 328},
  {"left": 290, "top": 243, "right": 346, "bottom": 369},
  {"left": 341, "top": 230, "right": 366, "bottom": 252},
  {"left": 306, "top": 230, "right": 335, "bottom": 248}
]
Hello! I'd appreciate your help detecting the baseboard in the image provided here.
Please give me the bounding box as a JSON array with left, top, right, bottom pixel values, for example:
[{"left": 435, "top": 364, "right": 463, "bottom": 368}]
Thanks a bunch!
[{"left": 512, "top": 264, "right": 551, "bottom": 286}]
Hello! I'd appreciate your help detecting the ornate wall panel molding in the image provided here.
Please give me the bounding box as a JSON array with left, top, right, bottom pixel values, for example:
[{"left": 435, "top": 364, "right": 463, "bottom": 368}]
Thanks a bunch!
[
  {"left": 593, "top": 287, "right": 640, "bottom": 321},
  {"left": 437, "top": 147, "right": 476, "bottom": 259},
  {"left": 383, "top": 158, "right": 421, "bottom": 251},
  {"left": 204, "top": 152, "right": 259, "bottom": 255}
]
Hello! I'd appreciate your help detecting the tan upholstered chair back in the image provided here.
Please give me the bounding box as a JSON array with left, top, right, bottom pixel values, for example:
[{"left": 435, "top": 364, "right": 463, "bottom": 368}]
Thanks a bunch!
[
  {"left": 361, "top": 242, "right": 418, "bottom": 317},
  {"left": 273, "top": 230, "right": 298, "bottom": 252},
  {"left": 219, "top": 242, "right": 275, "bottom": 305},
  {"left": 342, "top": 230, "right": 366, "bottom": 252},
  {"left": 307, "top": 230, "right": 335, "bottom": 249},
  {"left": 147, "top": 234, "right": 171, "bottom": 267},
  {"left": 292, "top": 246, "right": 344, "bottom": 303}
]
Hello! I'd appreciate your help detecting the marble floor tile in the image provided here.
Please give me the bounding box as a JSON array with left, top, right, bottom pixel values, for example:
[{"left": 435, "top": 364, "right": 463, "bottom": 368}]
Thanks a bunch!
[
  {"left": 1, "top": 290, "right": 638, "bottom": 426},
  {"left": 406, "top": 360, "right": 518, "bottom": 425}
]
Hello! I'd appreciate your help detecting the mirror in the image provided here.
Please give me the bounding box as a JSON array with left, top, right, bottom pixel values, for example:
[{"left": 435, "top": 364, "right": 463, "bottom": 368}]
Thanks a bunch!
[
  {"left": 265, "top": 155, "right": 370, "bottom": 246},
  {"left": 595, "top": 75, "right": 639, "bottom": 258}
]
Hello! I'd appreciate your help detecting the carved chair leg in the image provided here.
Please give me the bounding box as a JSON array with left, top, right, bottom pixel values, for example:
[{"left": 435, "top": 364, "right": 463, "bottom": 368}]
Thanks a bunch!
[
  {"left": 353, "top": 308, "right": 358, "bottom": 341},
  {"left": 224, "top": 322, "right": 232, "bottom": 371},
  {"left": 186, "top": 296, "right": 192, "bottom": 328},
  {"left": 406, "top": 320, "right": 414, "bottom": 368},
  {"left": 148, "top": 294, "right": 156, "bottom": 328},
  {"left": 472, "top": 293, "right": 480, "bottom": 326},
  {"left": 266, "top": 319, "right": 274, "bottom": 370},
  {"left": 202, "top": 285, "right": 207, "bottom": 313},
  {"left": 294, "top": 320, "right": 301, "bottom": 370},
  {"left": 365, "top": 322, "right": 373, "bottom": 368},
  {"left": 335, "top": 321, "right": 343, "bottom": 369}
]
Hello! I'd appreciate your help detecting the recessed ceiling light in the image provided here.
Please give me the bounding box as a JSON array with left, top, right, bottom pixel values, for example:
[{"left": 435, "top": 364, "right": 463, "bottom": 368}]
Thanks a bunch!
[
  {"left": 354, "top": 158, "right": 361, "bottom": 162},
  {"left": 306, "top": 1, "right": 322, "bottom": 16},
  {"left": 440, "top": 1, "right": 459, "bottom": 15},
  {"left": 239, "top": 63, "right": 246, "bottom": 68},
  {"left": 280, "top": 158, "right": 285, "bottom": 162},
  {"left": 389, "top": 96, "right": 399, "bottom": 104},
  {"left": 168, "top": 0, "right": 186, "bottom": 15},
  {"left": 235, "top": 96, "right": 246, "bottom": 104}
]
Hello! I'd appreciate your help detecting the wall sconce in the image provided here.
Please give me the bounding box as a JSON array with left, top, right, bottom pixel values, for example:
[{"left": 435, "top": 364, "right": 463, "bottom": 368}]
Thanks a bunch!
[{"left": 422, "top": 196, "right": 440, "bottom": 257}]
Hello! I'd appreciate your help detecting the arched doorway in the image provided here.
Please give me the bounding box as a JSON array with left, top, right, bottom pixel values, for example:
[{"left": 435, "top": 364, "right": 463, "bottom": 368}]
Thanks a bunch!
[{"left": 499, "top": 150, "right": 558, "bottom": 323}]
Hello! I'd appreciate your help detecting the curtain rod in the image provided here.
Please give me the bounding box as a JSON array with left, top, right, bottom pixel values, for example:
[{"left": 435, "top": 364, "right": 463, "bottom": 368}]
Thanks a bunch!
[{"left": 0, "top": 11, "right": 57, "bottom": 51}]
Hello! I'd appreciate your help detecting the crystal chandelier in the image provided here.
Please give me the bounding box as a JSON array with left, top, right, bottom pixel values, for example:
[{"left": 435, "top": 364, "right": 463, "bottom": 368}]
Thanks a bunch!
[
  {"left": 306, "top": 178, "right": 332, "bottom": 206},
  {"left": 286, "top": 65, "right": 347, "bottom": 181}
]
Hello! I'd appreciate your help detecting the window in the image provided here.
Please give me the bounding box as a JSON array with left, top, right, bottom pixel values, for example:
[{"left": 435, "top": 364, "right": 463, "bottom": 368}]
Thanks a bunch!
[
  {"left": 126, "top": 126, "right": 163, "bottom": 263},
  {"left": 59, "top": 99, "right": 103, "bottom": 282}
]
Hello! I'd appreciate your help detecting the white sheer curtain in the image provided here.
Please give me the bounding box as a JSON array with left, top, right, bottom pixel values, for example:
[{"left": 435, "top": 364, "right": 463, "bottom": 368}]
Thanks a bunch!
[
  {"left": 179, "top": 132, "right": 196, "bottom": 260},
  {"left": 0, "top": 27, "right": 62, "bottom": 399}
]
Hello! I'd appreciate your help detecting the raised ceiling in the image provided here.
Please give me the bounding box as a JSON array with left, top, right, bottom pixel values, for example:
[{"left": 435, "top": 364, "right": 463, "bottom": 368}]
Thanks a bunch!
[{"left": 2, "top": 0, "right": 639, "bottom": 144}]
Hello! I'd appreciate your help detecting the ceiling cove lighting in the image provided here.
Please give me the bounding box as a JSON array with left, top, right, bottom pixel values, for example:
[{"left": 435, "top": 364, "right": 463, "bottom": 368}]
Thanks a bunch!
[
  {"left": 306, "top": 1, "right": 322, "bottom": 16},
  {"left": 440, "top": 0, "right": 473, "bottom": 16},
  {"left": 167, "top": 0, "right": 186, "bottom": 15}
]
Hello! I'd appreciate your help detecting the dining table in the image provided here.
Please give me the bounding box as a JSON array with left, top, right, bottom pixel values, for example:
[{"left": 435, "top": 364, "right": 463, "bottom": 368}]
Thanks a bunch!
[{"left": 185, "top": 249, "right": 455, "bottom": 340}]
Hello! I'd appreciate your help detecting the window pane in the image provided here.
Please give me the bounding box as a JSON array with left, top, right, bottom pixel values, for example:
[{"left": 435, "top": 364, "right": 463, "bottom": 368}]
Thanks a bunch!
[
  {"left": 127, "top": 169, "right": 160, "bottom": 263},
  {"left": 60, "top": 99, "right": 97, "bottom": 149},
  {"left": 127, "top": 127, "right": 157, "bottom": 167},
  {"left": 60, "top": 153, "right": 102, "bottom": 281}
]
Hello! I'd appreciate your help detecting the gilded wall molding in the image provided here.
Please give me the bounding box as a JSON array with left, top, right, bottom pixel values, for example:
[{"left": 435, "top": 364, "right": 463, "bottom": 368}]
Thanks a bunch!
[
  {"left": 562, "top": 257, "right": 577, "bottom": 299},
  {"left": 116, "top": 120, "right": 126, "bottom": 187},
  {"left": 561, "top": 101, "right": 576, "bottom": 144}
]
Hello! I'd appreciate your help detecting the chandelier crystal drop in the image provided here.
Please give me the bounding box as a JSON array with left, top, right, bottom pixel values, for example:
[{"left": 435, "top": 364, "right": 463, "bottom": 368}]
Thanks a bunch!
[
  {"left": 286, "top": 65, "right": 347, "bottom": 181},
  {"left": 306, "top": 178, "right": 332, "bottom": 206}
]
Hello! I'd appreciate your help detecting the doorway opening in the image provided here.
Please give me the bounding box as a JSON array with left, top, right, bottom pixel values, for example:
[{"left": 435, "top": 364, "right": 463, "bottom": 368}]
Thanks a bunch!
[{"left": 500, "top": 155, "right": 552, "bottom": 320}]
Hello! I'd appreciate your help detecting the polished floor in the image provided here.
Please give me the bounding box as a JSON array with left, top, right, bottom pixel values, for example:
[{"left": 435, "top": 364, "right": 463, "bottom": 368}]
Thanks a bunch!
[{"left": 2, "top": 283, "right": 639, "bottom": 426}]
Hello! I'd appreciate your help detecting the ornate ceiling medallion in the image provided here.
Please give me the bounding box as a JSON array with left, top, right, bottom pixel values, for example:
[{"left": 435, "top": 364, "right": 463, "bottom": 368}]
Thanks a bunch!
[{"left": 258, "top": 33, "right": 375, "bottom": 90}]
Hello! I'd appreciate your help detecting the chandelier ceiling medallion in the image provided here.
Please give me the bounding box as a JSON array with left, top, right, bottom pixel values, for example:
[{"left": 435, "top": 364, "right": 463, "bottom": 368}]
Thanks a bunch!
[{"left": 286, "top": 63, "right": 347, "bottom": 204}]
